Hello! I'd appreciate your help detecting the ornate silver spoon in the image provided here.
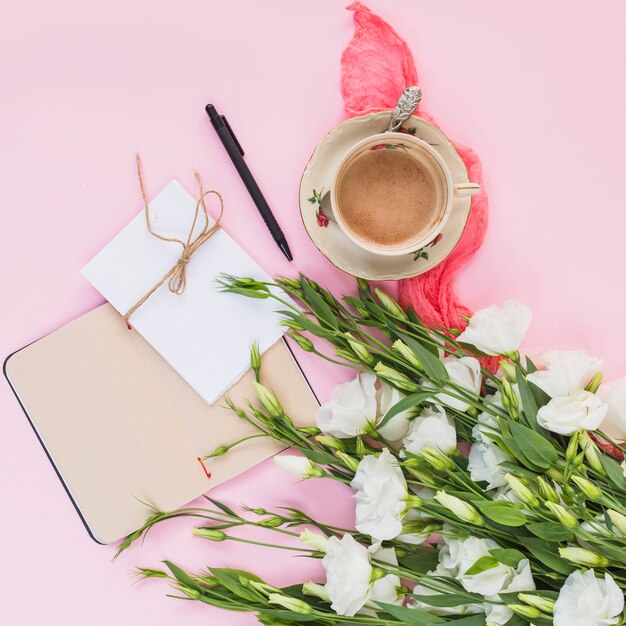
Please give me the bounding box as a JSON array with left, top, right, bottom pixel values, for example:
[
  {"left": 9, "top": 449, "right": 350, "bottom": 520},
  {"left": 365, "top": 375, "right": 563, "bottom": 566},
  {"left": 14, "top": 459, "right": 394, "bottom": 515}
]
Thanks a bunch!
[{"left": 386, "top": 85, "right": 422, "bottom": 132}]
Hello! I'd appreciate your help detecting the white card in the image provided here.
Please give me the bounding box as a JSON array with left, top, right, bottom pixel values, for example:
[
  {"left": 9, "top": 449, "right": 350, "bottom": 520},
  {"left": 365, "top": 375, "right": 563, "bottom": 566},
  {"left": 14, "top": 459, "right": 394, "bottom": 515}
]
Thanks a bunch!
[{"left": 82, "top": 180, "right": 284, "bottom": 405}]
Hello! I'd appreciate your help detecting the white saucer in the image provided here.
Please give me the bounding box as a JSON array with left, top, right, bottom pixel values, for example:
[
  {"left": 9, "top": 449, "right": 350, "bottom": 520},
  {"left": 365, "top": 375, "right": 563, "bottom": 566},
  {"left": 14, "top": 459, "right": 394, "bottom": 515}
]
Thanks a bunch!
[{"left": 299, "top": 112, "right": 472, "bottom": 280}]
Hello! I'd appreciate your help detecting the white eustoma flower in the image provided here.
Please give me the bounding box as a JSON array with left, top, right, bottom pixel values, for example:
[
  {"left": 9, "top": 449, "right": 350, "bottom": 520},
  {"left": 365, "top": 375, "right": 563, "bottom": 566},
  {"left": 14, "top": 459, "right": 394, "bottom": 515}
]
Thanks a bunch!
[
  {"left": 376, "top": 382, "right": 414, "bottom": 441},
  {"left": 536, "top": 389, "right": 608, "bottom": 435},
  {"left": 484, "top": 559, "right": 535, "bottom": 625},
  {"left": 413, "top": 531, "right": 534, "bottom": 621},
  {"left": 322, "top": 534, "right": 401, "bottom": 616},
  {"left": 274, "top": 455, "right": 323, "bottom": 479},
  {"left": 315, "top": 374, "right": 414, "bottom": 441},
  {"left": 467, "top": 423, "right": 511, "bottom": 490},
  {"left": 553, "top": 570, "right": 624, "bottom": 626},
  {"left": 351, "top": 449, "right": 407, "bottom": 542},
  {"left": 599, "top": 378, "right": 626, "bottom": 440},
  {"left": 435, "top": 356, "right": 482, "bottom": 411},
  {"left": 458, "top": 300, "right": 532, "bottom": 356},
  {"left": 401, "top": 404, "right": 457, "bottom": 456},
  {"left": 316, "top": 372, "right": 378, "bottom": 438},
  {"left": 527, "top": 350, "right": 603, "bottom": 398}
]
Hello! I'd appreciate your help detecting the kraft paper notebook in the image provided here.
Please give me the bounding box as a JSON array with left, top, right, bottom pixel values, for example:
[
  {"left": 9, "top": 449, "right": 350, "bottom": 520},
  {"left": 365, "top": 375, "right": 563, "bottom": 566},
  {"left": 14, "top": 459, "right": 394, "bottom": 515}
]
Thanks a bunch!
[{"left": 5, "top": 304, "right": 318, "bottom": 545}]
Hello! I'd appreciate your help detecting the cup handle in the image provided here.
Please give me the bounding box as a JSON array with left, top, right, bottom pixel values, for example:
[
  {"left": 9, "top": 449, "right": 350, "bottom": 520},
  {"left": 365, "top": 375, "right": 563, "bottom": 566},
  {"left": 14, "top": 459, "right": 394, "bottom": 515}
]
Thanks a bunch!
[{"left": 453, "top": 182, "right": 481, "bottom": 198}]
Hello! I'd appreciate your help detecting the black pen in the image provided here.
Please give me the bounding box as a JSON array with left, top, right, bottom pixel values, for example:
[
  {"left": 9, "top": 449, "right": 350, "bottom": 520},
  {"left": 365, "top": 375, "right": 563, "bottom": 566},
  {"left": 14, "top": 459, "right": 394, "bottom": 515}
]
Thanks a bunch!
[{"left": 205, "top": 104, "right": 293, "bottom": 262}]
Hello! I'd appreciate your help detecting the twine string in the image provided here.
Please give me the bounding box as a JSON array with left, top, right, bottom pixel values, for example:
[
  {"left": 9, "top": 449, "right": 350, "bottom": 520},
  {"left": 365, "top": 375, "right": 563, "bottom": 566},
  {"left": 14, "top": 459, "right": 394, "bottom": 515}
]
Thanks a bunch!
[{"left": 122, "top": 155, "right": 224, "bottom": 325}]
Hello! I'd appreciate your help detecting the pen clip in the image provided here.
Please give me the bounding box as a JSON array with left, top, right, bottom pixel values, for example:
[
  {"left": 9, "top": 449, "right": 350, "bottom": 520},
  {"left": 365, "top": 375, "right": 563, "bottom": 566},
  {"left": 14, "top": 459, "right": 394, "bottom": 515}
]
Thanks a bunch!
[{"left": 221, "top": 115, "right": 244, "bottom": 157}]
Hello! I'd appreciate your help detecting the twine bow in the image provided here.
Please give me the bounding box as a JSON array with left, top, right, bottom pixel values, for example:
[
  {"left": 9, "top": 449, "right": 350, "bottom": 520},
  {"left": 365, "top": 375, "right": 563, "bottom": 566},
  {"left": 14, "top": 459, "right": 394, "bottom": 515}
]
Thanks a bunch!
[{"left": 122, "top": 155, "right": 224, "bottom": 325}]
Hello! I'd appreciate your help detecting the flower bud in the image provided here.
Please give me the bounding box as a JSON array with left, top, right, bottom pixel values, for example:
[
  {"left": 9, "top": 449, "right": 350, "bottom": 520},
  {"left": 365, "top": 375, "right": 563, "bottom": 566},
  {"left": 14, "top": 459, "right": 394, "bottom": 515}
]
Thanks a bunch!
[
  {"left": 580, "top": 432, "right": 605, "bottom": 475},
  {"left": 499, "top": 359, "right": 517, "bottom": 382},
  {"left": 343, "top": 333, "right": 374, "bottom": 364},
  {"left": 249, "top": 507, "right": 267, "bottom": 516},
  {"left": 302, "top": 581, "right": 330, "bottom": 602},
  {"left": 334, "top": 347, "right": 361, "bottom": 364},
  {"left": 249, "top": 580, "right": 279, "bottom": 595},
  {"left": 258, "top": 516, "right": 284, "bottom": 528},
  {"left": 374, "top": 362, "right": 419, "bottom": 392},
  {"left": 404, "top": 494, "right": 424, "bottom": 509},
  {"left": 315, "top": 434, "right": 344, "bottom": 451},
  {"left": 299, "top": 529, "right": 329, "bottom": 553},
  {"left": 585, "top": 371, "right": 603, "bottom": 394},
  {"left": 508, "top": 604, "right": 541, "bottom": 619},
  {"left": 355, "top": 436, "right": 366, "bottom": 456},
  {"left": 288, "top": 330, "right": 315, "bottom": 352},
  {"left": 276, "top": 276, "right": 303, "bottom": 291},
  {"left": 545, "top": 501, "right": 578, "bottom": 528},
  {"left": 192, "top": 527, "right": 227, "bottom": 541},
  {"left": 434, "top": 490, "right": 484, "bottom": 526},
  {"left": 536, "top": 476, "right": 560, "bottom": 503},
  {"left": 252, "top": 382, "right": 284, "bottom": 418},
  {"left": 566, "top": 430, "right": 580, "bottom": 463},
  {"left": 250, "top": 341, "right": 261, "bottom": 376},
  {"left": 517, "top": 593, "right": 555, "bottom": 613},
  {"left": 558, "top": 546, "right": 609, "bottom": 567},
  {"left": 501, "top": 377, "right": 519, "bottom": 412},
  {"left": 420, "top": 447, "right": 455, "bottom": 471},
  {"left": 300, "top": 427, "right": 321, "bottom": 437},
  {"left": 274, "top": 455, "right": 325, "bottom": 479},
  {"left": 357, "top": 277, "right": 370, "bottom": 292},
  {"left": 175, "top": 584, "right": 201, "bottom": 600},
  {"left": 571, "top": 475, "right": 603, "bottom": 501},
  {"left": 207, "top": 445, "right": 229, "bottom": 458},
  {"left": 375, "top": 288, "right": 408, "bottom": 321},
  {"left": 268, "top": 594, "right": 314, "bottom": 614},
  {"left": 607, "top": 509, "right": 626, "bottom": 535},
  {"left": 280, "top": 317, "right": 306, "bottom": 332},
  {"left": 335, "top": 451, "right": 360, "bottom": 472},
  {"left": 505, "top": 474, "right": 539, "bottom": 507},
  {"left": 136, "top": 568, "right": 169, "bottom": 579},
  {"left": 392, "top": 340, "right": 423, "bottom": 369}
]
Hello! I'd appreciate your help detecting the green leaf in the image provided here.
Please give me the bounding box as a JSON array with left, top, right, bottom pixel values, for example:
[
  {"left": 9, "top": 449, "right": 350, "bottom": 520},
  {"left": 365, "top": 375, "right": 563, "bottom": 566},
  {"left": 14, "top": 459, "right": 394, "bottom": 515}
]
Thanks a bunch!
[
  {"left": 489, "top": 548, "right": 526, "bottom": 567},
  {"left": 412, "top": 593, "right": 477, "bottom": 608},
  {"left": 515, "top": 366, "right": 543, "bottom": 432},
  {"left": 526, "top": 522, "right": 574, "bottom": 542},
  {"left": 397, "top": 331, "right": 448, "bottom": 385},
  {"left": 209, "top": 568, "right": 265, "bottom": 602},
  {"left": 508, "top": 421, "right": 558, "bottom": 470},
  {"left": 524, "top": 538, "right": 575, "bottom": 575},
  {"left": 376, "top": 602, "right": 444, "bottom": 623},
  {"left": 465, "top": 555, "right": 499, "bottom": 576},
  {"left": 299, "top": 279, "right": 339, "bottom": 330},
  {"left": 525, "top": 356, "right": 538, "bottom": 374},
  {"left": 164, "top": 561, "right": 204, "bottom": 594},
  {"left": 475, "top": 501, "right": 528, "bottom": 526},
  {"left": 600, "top": 454, "right": 626, "bottom": 490},
  {"left": 529, "top": 381, "right": 551, "bottom": 409},
  {"left": 399, "top": 551, "right": 439, "bottom": 574},
  {"left": 498, "top": 461, "right": 541, "bottom": 480},
  {"left": 299, "top": 447, "right": 336, "bottom": 466},
  {"left": 204, "top": 497, "right": 238, "bottom": 519},
  {"left": 451, "top": 616, "right": 488, "bottom": 626},
  {"left": 378, "top": 391, "right": 432, "bottom": 429}
]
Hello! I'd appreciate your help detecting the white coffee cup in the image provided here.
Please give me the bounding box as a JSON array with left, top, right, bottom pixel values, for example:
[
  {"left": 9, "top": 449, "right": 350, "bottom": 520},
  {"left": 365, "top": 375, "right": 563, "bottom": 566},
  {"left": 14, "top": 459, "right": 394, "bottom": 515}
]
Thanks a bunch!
[{"left": 330, "top": 132, "right": 480, "bottom": 256}]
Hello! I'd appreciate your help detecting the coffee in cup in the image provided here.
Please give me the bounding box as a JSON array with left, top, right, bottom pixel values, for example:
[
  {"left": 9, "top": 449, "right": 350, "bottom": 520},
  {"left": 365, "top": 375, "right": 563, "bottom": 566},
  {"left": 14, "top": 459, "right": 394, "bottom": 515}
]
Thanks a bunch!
[{"left": 330, "top": 133, "right": 480, "bottom": 256}]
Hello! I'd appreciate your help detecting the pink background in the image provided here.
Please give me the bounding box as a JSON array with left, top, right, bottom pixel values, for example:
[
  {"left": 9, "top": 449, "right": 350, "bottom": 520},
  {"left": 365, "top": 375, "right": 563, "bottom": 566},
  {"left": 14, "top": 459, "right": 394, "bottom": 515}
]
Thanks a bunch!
[{"left": 2, "top": 1, "right": 626, "bottom": 623}]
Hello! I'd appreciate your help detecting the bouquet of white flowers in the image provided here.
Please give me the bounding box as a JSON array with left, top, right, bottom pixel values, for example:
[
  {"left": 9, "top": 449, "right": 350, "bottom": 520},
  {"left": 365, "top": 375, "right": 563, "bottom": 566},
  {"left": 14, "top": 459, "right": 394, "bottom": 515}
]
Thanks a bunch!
[{"left": 120, "top": 275, "right": 626, "bottom": 626}]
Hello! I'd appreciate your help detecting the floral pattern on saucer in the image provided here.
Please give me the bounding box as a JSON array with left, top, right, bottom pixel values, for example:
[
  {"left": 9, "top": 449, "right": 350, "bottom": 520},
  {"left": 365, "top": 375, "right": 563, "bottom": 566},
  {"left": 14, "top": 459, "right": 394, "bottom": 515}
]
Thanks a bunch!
[{"left": 307, "top": 188, "right": 329, "bottom": 227}]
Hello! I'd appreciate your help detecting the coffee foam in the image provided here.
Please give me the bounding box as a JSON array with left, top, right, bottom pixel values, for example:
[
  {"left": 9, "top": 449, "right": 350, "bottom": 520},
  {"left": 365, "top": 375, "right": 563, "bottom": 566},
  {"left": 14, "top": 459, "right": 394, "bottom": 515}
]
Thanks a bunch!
[{"left": 337, "top": 147, "right": 440, "bottom": 248}]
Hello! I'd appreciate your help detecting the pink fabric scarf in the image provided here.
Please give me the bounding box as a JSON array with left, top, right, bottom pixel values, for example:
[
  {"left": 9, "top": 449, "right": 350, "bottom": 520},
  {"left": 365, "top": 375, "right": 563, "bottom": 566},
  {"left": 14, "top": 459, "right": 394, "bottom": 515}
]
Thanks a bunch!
[{"left": 340, "top": 1, "right": 488, "bottom": 333}]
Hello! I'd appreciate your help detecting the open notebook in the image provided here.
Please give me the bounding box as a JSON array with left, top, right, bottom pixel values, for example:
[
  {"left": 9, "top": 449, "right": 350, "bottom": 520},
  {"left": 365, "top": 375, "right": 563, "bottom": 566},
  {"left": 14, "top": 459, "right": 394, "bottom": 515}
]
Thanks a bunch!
[{"left": 5, "top": 304, "right": 318, "bottom": 544}]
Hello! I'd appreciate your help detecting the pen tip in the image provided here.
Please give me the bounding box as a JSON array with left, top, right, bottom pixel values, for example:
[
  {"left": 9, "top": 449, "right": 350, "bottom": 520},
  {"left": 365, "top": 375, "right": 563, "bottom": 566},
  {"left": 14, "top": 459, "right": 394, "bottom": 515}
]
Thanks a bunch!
[{"left": 279, "top": 242, "right": 293, "bottom": 262}]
